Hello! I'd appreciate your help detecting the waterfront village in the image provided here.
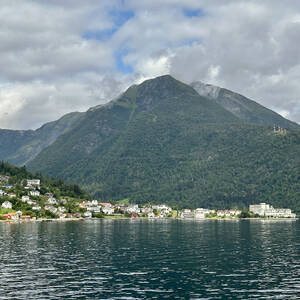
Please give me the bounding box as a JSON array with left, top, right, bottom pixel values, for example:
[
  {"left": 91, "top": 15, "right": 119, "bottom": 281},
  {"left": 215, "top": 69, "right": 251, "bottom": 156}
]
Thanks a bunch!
[{"left": 0, "top": 176, "right": 297, "bottom": 221}]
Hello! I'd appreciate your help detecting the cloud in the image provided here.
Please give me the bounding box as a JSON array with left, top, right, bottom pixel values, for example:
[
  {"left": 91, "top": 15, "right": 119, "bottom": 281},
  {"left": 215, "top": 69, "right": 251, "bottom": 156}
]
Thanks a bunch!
[{"left": 0, "top": 0, "right": 300, "bottom": 129}]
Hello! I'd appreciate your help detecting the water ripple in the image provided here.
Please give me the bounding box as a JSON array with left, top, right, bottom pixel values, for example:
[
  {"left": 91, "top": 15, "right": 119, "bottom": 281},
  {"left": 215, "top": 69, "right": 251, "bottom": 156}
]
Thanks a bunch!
[{"left": 0, "top": 219, "right": 299, "bottom": 299}]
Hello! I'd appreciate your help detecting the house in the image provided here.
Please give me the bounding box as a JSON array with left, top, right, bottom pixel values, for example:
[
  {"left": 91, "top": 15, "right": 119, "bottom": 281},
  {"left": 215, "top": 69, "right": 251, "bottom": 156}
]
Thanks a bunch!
[
  {"left": 21, "top": 195, "right": 30, "bottom": 202},
  {"left": 27, "top": 200, "right": 37, "bottom": 206},
  {"left": 27, "top": 179, "right": 40, "bottom": 188},
  {"left": 44, "top": 205, "right": 57, "bottom": 214},
  {"left": 30, "top": 190, "right": 40, "bottom": 197},
  {"left": 83, "top": 211, "right": 92, "bottom": 218},
  {"left": 1, "top": 201, "right": 12, "bottom": 209},
  {"left": 126, "top": 205, "right": 140, "bottom": 214},
  {"left": 217, "top": 210, "right": 225, "bottom": 217},
  {"left": 152, "top": 204, "right": 172, "bottom": 214},
  {"left": 141, "top": 207, "right": 153, "bottom": 214},
  {"left": 8, "top": 193, "right": 16, "bottom": 198},
  {"left": 87, "top": 206, "right": 100, "bottom": 213},
  {"left": 229, "top": 209, "right": 241, "bottom": 216},
  {"left": 49, "top": 207, "right": 58, "bottom": 214},
  {"left": 91, "top": 200, "right": 99, "bottom": 206},
  {"left": 73, "top": 213, "right": 82, "bottom": 218},
  {"left": 21, "top": 215, "right": 31, "bottom": 220},
  {"left": 224, "top": 210, "right": 231, "bottom": 217},
  {"left": 47, "top": 197, "right": 57, "bottom": 205},
  {"left": 100, "top": 202, "right": 111, "bottom": 206},
  {"left": 79, "top": 202, "right": 88, "bottom": 208},
  {"left": 180, "top": 209, "right": 195, "bottom": 218},
  {"left": 195, "top": 208, "right": 211, "bottom": 219},
  {"left": 4, "top": 184, "right": 13, "bottom": 189},
  {"left": 0, "top": 189, "right": 6, "bottom": 196},
  {"left": 102, "top": 206, "right": 114, "bottom": 215},
  {"left": 32, "top": 206, "right": 41, "bottom": 211}
]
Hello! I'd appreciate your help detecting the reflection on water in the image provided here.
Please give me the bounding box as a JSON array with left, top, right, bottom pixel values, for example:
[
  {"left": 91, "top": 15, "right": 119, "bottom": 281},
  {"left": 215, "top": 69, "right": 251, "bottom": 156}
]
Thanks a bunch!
[{"left": 0, "top": 219, "right": 299, "bottom": 299}]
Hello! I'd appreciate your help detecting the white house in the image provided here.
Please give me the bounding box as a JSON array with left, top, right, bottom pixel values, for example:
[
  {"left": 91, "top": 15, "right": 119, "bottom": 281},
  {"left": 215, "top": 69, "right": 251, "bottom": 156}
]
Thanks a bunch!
[
  {"left": 102, "top": 206, "right": 114, "bottom": 215},
  {"left": 87, "top": 206, "right": 100, "bottom": 213},
  {"left": 0, "top": 189, "right": 5, "bottom": 196},
  {"left": 180, "top": 209, "right": 195, "bottom": 218},
  {"left": 27, "top": 200, "right": 37, "bottom": 206},
  {"left": 91, "top": 200, "right": 99, "bottom": 206},
  {"left": 229, "top": 209, "right": 241, "bottom": 216},
  {"left": 152, "top": 204, "right": 172, "bottom": 213},
  {"left": 47, "top": 197, "right": 57, "bottom": 205},
  {"left": 217, "top": 210, "right": 225, "bottom": 217},
  {"left": 21, "top": 195, "right": 30, "bottom": 202},
  {"left": 27, "top": 179, "right": 40, "bottom": 187},
  {"left": 32, "top": 206, "right": 41, "bottom": 211},
  {"left": 46, "top": 206, "right": 58, "bottom": 214},
  {"left": 2, "top": 201, "right": 12, "bottom": 209},
  {"left": 126, "top": 205, "right": 140, "bottom": 214},
  {"left": 30, "top": 190, "right": 40, "bottom": 197}
]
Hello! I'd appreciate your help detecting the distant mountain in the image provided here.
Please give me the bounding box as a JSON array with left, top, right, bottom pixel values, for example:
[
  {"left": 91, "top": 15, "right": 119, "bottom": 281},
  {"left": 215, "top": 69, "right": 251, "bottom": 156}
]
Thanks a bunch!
[
  {"left": 27, "top": 75, "right": 300, "bottom": 213},
  {"left": 191, "top": 81, "right": 300, "bottom": 130},
  {"left": 0, "top": 112, "right": 84, "bottom": 165}
]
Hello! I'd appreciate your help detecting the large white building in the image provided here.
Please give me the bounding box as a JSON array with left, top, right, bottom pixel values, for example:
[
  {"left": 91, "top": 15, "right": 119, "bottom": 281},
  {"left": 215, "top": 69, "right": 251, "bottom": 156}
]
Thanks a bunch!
[{"left": 249, "top": 203, "right": 296, "bottom": 218}]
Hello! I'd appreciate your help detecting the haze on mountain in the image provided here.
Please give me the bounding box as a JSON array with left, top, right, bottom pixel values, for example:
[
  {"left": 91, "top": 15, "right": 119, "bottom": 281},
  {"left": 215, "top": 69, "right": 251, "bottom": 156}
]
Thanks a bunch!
[{"left": 1, "top": 75, "right": 299, "bottom": 212}]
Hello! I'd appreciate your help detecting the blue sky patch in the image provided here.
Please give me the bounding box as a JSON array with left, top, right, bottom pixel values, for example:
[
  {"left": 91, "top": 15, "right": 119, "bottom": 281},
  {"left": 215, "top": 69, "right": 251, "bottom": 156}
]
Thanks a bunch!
[
  {"left": 115, "top": 50, "right": 134, "bottom": 74},
  {"left": 82, "top": 10, "right": 134, "bottom": 41},
  {"left": 83, "top": 28, "right": 117, "bottom": 41},
  {"left": 110, "top": 10, "right": 134, "bottom": 28},
  {"left": 183, "top": 8, "right": 205, "bottom": 18}
]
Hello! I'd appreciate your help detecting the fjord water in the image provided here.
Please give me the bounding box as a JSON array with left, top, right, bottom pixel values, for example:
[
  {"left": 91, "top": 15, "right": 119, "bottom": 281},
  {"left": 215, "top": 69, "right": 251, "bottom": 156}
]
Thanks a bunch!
[{"left": 0, "top": 220, "right": 299, "bottom": 299}]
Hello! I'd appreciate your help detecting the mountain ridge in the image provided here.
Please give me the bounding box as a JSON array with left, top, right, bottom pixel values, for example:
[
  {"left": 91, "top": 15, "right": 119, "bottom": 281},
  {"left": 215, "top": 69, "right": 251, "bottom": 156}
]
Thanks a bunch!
[
  {"left": 0, "top": 111, "right": 84, "bottom": 165},
  {"left": 191, "top": 81, "right": 300, "bottom": 130},
  {"left": 26, "top": 75, "right": 300, "bottom": 213}
]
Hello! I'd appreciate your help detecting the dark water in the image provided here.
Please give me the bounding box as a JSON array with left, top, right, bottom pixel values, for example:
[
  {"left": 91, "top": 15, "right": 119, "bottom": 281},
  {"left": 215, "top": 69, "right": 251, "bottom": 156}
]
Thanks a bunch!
[{"left": 0, "top": 219, "right": 299, "bottom": 299}]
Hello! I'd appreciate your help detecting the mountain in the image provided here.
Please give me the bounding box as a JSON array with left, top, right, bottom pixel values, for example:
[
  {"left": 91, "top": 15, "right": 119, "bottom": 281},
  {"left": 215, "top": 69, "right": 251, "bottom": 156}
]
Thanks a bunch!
[
  {"left": 191, "top": 81, "right": 300, "bottom": 130},
  {"left": 27, "top": 75, "right": 300, "bottom": 213},
  {"left": 0, "top": 112, "right": 84, "bottom": 165}
]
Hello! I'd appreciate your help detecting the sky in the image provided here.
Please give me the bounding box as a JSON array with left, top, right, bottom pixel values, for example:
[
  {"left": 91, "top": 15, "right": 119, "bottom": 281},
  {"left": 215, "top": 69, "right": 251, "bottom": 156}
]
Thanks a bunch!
[{"left": 1, "top": 0, "right": 300, "bottom": 129}]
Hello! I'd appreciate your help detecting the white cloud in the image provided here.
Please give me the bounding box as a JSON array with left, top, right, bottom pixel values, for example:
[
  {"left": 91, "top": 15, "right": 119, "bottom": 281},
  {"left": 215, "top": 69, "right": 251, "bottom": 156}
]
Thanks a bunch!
[{"left": 0, "top": 0, "right": 300, "bottom": 129}]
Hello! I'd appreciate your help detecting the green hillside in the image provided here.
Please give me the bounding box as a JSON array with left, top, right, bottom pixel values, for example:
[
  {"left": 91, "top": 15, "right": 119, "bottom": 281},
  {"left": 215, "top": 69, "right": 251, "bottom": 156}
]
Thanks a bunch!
[
  {"left": 0, "top": 161, "right": 90, "bottom": 219},
  {"left": 28, "top": 75, "right": 300, "bottom": 213}
]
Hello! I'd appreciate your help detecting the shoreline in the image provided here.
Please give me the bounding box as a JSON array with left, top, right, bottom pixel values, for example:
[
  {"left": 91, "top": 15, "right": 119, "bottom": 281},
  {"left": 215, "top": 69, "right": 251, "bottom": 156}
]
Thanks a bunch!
[{"left": 0, "top": 216, "right": 298, "bottom": 224}]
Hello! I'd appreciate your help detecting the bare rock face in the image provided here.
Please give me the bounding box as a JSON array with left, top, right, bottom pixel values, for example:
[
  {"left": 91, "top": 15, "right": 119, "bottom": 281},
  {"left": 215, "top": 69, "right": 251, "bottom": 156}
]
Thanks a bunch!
[{"left": 190, "top": 81, "right": 221, "bottom": 99}]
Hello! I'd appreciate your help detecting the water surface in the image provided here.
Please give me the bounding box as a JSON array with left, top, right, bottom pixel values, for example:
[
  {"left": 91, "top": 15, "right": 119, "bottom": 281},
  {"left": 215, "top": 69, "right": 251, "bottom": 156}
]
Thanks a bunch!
[{"left": 0, "top": 219, "right": 299, "bottom": 299}]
